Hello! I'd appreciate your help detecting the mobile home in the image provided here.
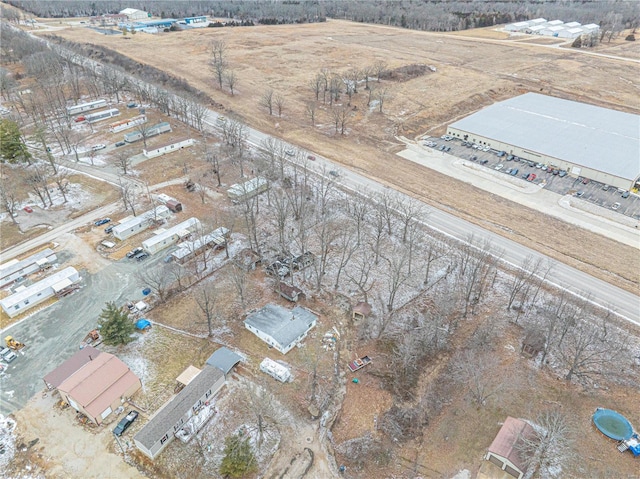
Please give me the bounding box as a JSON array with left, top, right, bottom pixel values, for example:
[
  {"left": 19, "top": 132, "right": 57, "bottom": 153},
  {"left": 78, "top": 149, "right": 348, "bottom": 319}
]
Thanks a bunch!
[
  {"left": 66, "top": 99, "right": 107, "bottom": 116},
  {"left": 85, "top": 108, "right": 120, "bottom": 124}
]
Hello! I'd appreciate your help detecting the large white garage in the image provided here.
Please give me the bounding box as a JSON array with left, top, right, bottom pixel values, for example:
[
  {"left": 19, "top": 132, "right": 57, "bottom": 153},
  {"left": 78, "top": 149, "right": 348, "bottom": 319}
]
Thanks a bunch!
[{"left": 446, "top": 93, "right": 640, "bottom": 191}]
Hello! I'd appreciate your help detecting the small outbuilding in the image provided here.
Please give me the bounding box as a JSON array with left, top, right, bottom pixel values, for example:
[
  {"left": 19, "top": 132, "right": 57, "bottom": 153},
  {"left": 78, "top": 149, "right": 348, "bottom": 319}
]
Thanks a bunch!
[
  {"left": 135, "top": 318, "right": 152, "bottom": 330},
  {"left": 276, "top": 282, "right": 305, "bottom": 302},
  {"left": 205, "top": 347, "right": 242, "bottom": 376},
  {"left": 244, "top": 304, "right": 318, "bottom": 354},
  {"left": 352, "top": 302, "right": 372, "bottom": 321},
  {"left": 485, "top": 416, "right": 535, "bottom": 479}
]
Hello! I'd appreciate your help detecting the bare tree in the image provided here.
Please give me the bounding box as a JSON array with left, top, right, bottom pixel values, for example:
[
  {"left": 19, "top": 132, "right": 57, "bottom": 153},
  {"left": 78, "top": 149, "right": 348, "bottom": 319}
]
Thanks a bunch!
[
  {"left": 137, "top": 265, "right": 172, "bottom": 303},
  {"left": 517, "top": 408, "right": 573, "bottom": 479},
  {"left": 309, "top": 73, "right": 324, "bottom": 101},
  {"left": 331, "top": 106, "right": 351, "bottom": 135},
  {"left": 51, "top": 168, "right": 69, "bottom": 203},
  {"left": 241, "top": 380, "right": 286, "bottom": 451},
  {"left": 361, "top": 65, "right": 374, "bottom": 90},
  {"left": 115, "top": 150, "right": 132, "bottom": 176},
  {"left": 210, "top": 40, "right": 227, "bottom": 89},
  {"left": 333, "top": 225, "right": 358, "bottom": 290},
  {"left": 230, "top": 262, "right": 248, "bottom": 309},
  {"left": 305, "top": 101, "right": 317, "bottom": 126},
  {"left": 373, "top": 60, "right": 388, "bottom": 82},
  {"left": 195, "top": 284, "right": 219, "bottom": 337},
  {"left": 119, "top": 179, "right": 138, "bottom": 216},
  {"left": 376, "top": 87, "right": 390, "bottom": 113},
  {"left": 381, "top": 246, "right": 410, "bottom": 313},
  {"left": 26, "top": 164, "right": 51, "bottom": 208},
  {"left": 259, "top": 89, "right": 274, "bottom": 116},
  {"left": 346, "top": 252, "right": 376, "bottom": 304},
  {"left": 451, "top": 349, "right": 502, "bottom": 406},
  {"left": 0, "top": 175, "right": 20, "bottom": 224},
  {"left": 274, "top": 92, "right": 285, "bottom": 117},
  {"left": 224, "top": 70, "right": 237, "bottom": 96}
]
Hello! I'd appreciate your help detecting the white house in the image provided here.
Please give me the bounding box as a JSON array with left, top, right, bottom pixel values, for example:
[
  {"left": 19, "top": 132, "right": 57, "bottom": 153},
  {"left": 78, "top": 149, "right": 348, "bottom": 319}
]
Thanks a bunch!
[
  {"left": 244, "top": 304, "right": 318, "bottom": 354},
  {"left": 260, "top": 358, "right": 291, "bottom": 382},
  {"left": 66, "top": 99, "right": 107, "bottom": 116},
  {"left": 227, "top": 177, "right": 269, "bottom": 202},
  {"left": 134, "top": 365, "right": 225, "bottom": 460},
  {"left": 0, "top": 267, "right": 80, "bottom": 317},
  {"left": 142, "top": 218, "right": 201, "bottom": 255},
  {"left": 0, "top": 248, "right": 57, "bottom": 288},
  {"left": 558, "top": 27, "right": 584, "bottom": 39},
  {"left": 112, "top": 205, "right": 171, "bottom": 241},
  {"left": 120, "top": 8, "right": 148, "bottom": 21},
  {"left": 108, "top": 114, "right": 147, "bottom": 133}
]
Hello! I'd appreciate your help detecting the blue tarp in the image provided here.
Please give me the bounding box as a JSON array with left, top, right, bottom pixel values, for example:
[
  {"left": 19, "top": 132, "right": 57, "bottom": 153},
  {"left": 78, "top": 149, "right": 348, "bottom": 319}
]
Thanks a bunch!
[{"left": 136, "top": 319, "right": 151, "bottom": 330}]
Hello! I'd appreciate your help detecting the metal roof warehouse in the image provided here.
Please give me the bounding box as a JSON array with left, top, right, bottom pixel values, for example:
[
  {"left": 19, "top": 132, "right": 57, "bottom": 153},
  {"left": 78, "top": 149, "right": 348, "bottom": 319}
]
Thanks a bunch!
[{"left": 447, "top": 93, "right": 640, "bottom": 190}]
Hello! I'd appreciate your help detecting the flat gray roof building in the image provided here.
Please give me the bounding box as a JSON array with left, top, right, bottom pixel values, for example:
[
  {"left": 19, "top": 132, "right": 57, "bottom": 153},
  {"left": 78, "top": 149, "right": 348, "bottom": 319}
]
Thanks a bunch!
[
  {"left": 244, "top": 304, "right": 318, "bottom": 354},
  {"left": 447, "top": 93, "right": 640, "bottom": 189}
]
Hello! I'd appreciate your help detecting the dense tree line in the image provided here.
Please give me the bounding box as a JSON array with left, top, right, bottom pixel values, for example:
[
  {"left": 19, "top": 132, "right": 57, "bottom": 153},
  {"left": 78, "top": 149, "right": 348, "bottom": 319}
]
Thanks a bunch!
[{"left": 4, "top": 0, "right": 639, "bottom": 33}]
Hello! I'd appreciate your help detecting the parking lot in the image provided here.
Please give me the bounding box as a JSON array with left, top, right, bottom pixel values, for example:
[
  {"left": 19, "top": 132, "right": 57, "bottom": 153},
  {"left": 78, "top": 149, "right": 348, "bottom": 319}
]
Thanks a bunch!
[{"left": 422, "top": 136, "right": 640, "bottom": 220}]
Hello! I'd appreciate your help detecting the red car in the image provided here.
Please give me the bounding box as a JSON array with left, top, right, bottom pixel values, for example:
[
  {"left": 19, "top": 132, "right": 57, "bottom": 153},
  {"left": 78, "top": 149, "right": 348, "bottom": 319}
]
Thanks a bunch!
[
  {"left": 307, "top": 155, "right": 316, "bottom": 161},
  {"left": 527, "top": 173, "right": 537, "bottom": 182},
  {"left": 23, "top": 206, "right": 33, "bottom": 213},
  {"left": 74, "top": 116, "right": 86, "bottom": 122}
]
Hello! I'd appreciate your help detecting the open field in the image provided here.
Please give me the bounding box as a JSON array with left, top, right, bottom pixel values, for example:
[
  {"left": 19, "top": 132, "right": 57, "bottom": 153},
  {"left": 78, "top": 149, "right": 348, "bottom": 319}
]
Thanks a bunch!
[{"left": 38, "top": 20, "right": 640, "bottom": 294}]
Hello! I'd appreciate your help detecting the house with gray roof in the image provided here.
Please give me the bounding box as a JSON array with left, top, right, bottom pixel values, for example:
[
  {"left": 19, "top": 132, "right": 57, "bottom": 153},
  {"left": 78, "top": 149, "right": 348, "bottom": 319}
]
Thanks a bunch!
[
  {"left": 134, "top": 365, "right": 225, "bottom": 460},
  {"left": 244, "top": 304, "right": 318, "bottom": 354}
]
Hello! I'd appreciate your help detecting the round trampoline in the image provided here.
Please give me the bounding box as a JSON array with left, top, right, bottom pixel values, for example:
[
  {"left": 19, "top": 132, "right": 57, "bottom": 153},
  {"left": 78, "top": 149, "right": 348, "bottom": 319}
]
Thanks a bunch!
[{"left": 593, "top": 408, "right": 634, "bottom": 441}]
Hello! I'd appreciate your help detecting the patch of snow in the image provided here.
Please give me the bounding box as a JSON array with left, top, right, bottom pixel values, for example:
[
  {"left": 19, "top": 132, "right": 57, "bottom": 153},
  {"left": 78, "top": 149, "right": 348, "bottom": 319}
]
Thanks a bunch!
[
  {"left": 0, "top": 415, "right": 17, "bottom": 469},
  {"left": 450, "top": 470, "right": 471, "bottom": 479}
]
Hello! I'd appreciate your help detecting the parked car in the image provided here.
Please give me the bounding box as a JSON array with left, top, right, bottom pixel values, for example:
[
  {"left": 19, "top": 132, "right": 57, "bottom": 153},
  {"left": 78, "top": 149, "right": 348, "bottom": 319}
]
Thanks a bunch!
[
  {"left": 510, "top": 168, "right": 519, "bottom": 176},
  {"left": 23, "top": 206, "right": 33, "bottom": 213},
  {"left": 611, "top": 202, "right": 621, "bottom": 211},
  {"left": 552, "top": 169, "right": 559, "bottom": 175},
  {"left": 113, "top": 410, "right": 138, "bottom": 436},
  {"left": 497, "top": 151, "right": 505, "bottom": 157},
  {"left": 505, "top": 168, "right": 512, "bottom": 174},
  {"left": 126, "top": 102, "right": 138, "bottom": 108},
  {"left": 582, "top": 178, "right": 590, "bottom": 185},
  {"left": 307, "top": 155, "right": 316, "bottom": 161},
  {"left": 74, "top": 116, "right": 85, "bottom": 123},
  {"left": 329, "top": 170, "right": 339, "bottom": 178},
  {"left": 507, "top": 155, "right": 514, "bottom": 161},
  {"left": 480, "top": 159, "right": 489, "bottom": 165},
  {"left": 94, "top": 218, "right": 111, "bottom": 226},
  {"left": 0, "top": 347, "right": 17, "bottom": 363},
  {"left": 285, "top": 149, "right": 294, "bottom": 156},
  {"left": 494, "top": 164, "right": 504, "bottom": 171},
  {"left": 558, "top": 170, "right": 568, "bottom": 177},
  {"left": 135, "top": 252, "right": 149, "bottom": 262},
  {"left": 527, "top": 173, "right": 537, "bottom": 182},
  {"left": 126, "top": 247, "right": 144, "bottom": 259},
  {"left": 104, "top": 225, "right": 114, "bottom": 234},
  {"left": 601, "top": 184, "right": 610, "bottom": 191},
  {"left": 115, "top": 141, "right": 126, "bottom": 147},
  {"left": 92, "top": 144, "right": 106, "bottom": 151},
  {"left": 621, "top": 191, "right": 630, "bottom": 198},
  {"left": 575, "top": 191, "right": 585, "bottom": 197}
]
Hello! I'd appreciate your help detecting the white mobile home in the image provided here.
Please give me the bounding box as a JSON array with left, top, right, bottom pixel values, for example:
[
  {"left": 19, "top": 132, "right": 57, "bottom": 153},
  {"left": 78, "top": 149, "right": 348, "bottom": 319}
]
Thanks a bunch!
[
  {"left": 0, "top": 267, "right": 80, "bottom": 318},
  {"left": 227, "top": 177, "right": 269, "bottom": 202},
  {"left": 85, "top": 108, "right": 120, "bottom": 124},
  {"left": 170, "top": 226, "right": 229, "bottom": 263},
  {"left": 66, "top": 99, "right": 107, "bottom": 116},
  {"left": 260, "top": 358, "right": 291, "bottom": 383},
  {"left": 108, "top": 114, "right": 147, "bottom": 133},
  {"left": 142, "top": 218, "right": 201, "bottom": 255},
  {"left": 143, "top": 139, "right": 196, "bottom": 159},
  {"left": 0, "top": 248, "right": 57, "bottom": 288},
  {"left": 112, "top": 205, "right": 171, "bottom": 240},
  {"left": 124, "top": 122, "right": 172, "bottom": 143}
]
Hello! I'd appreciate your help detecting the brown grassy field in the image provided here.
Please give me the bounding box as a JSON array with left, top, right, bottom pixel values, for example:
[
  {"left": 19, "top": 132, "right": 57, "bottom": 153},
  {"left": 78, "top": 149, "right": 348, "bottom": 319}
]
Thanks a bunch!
[{"left": 39, "top": 20, "right": 640, "bottom": 294}]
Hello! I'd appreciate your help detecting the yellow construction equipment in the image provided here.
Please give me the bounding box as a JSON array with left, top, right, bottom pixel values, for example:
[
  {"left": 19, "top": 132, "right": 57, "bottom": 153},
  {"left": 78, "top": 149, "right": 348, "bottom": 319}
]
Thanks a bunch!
[{"left": 5, "top": 336, "right": 25, "bottom": 350}]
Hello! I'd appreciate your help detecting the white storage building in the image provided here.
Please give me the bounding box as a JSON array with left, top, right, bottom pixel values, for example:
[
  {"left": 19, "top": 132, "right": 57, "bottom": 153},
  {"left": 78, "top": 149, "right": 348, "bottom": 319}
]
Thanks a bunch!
[
  {"left": 540, "top": 25, "right": 565, "bottom": 37},
  {"left": 0, "top": 248, "right": 57, "bottom": 288},
  {"left": 0, "top": 267, "right": 80, "bottom": 317},
  {"left": 446, "top": 93, "right": 640, "bottom": 191},
  {"left": 142, "top": 218, "right": 201, "bottom": 255},
  {"left": 558, "top": 27, "right": 584, "bottom": 39},
  {"left": 505, "top": 21, "right": 530, "bottom": 32},
  {"left": 112, "top": 205, "right": 171, "bottom": 240},
  {"left": 120, "top": 8, "right": 148, "bottom": 21},
  {"left": 526, "top": 25, "right": 546, "bottom": 34}
]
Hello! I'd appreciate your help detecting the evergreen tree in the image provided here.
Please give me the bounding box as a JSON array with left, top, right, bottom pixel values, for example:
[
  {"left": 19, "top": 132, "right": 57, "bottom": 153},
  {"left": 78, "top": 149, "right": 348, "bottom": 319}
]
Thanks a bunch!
[
  {"left": 0, "top": 119, "right": 31, "bottom": 164},
  {"left": 219, "top": 432, "right": 257, "bottom": 478},
  {"left": 98, "top": 301, "right": 135, "bottom": 346}
]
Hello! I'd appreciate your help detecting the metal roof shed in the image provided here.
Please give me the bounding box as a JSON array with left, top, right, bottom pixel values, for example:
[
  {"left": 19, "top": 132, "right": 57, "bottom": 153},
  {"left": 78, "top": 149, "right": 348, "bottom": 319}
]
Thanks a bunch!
[{"left": 206, "top": 347, "right": 242, "bottom": 375}]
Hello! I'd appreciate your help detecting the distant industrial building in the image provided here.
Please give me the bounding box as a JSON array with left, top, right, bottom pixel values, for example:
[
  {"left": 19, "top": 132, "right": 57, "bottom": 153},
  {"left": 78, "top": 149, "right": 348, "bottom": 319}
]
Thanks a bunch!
[
  {"left": 119, "top": 8, "right": 149, "bottom": 21},
  {"left": 446, "top": 93, "right": 640, "bottom": 190},
  {"left": 505, "top": 18, "right": 599, "bottom": 39},
  {"left": 0, "top": 267, "right": 80, "bottom": 317}
]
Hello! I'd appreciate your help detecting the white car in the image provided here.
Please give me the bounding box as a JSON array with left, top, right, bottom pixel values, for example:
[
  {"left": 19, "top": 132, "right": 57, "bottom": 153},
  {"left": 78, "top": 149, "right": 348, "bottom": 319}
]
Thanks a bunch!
[
  {"left": 494, "top": 164, "right": 504, "bottom": 171},
  {"left": 92, "top": 144, "right": 106, "bottom": 151},
  {"left": 611, "top": 202, "right": 621, "bottom": 211}
]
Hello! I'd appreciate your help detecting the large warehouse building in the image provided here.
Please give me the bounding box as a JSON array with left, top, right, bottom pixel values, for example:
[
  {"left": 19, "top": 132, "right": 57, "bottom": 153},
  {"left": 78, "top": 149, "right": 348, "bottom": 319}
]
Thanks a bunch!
[{"left": 446, "top": 93, "right": 640, "bottom": 191}]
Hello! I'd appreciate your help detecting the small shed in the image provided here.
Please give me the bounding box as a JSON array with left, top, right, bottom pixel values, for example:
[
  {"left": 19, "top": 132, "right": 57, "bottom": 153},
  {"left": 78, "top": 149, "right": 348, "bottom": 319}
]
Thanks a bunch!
[
  {"left": 352, "top": 302, "right": 372, "bottom": 321},
  {"left": 166, "top": 199, "right": 182, "bottom": 212},
  {"left": 276, "top": 282, "right": 304, "bottom": 302},
  {"left": 206, "top": 347, "right": 242, "bottom": 376},
  {"left": 135, "top": 318, "right": 152, "bottom": 330},
  {"left": 485, "top": 417, "right": 535, "bottom": 479},
  {"left": 521, "top": 330, "right": 544, "bottom": 358}
]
